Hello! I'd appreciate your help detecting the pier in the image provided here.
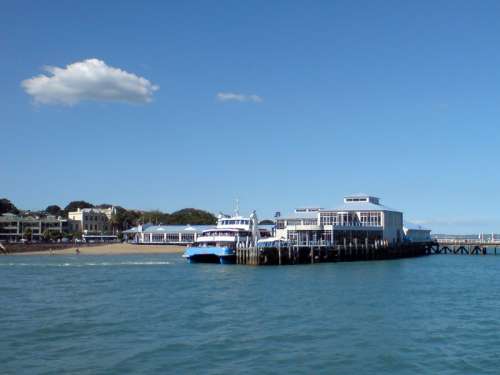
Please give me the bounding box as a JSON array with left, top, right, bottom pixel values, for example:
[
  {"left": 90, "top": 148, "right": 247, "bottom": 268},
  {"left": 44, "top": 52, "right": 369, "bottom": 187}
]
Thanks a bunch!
[
  {"left": 236, "top": 239, "right": 500, "bottom": 266},
  {"left": 432, "top": 239, "right": 500, "bottom": 256},
  {"left": 236, "top": 241, "right": 432, "bottom": 265}
]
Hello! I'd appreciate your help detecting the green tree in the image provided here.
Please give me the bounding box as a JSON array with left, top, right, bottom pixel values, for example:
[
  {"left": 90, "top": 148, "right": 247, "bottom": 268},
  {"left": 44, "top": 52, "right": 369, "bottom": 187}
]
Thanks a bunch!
[
  {"left": 111, "top": 207, "right": 141, "bottom": 232},
  {"left": 96, "top": 203, "right": 113, "bottom": 209},
  {"left": 259, "top": 219, "right": 275, "bottom": 225},
  {"left": 51, "top": 231, "right": 62, "bottom": 241},
  {"left": 46, "top": 205, "right": 63, "bottom": 217},
  {"left": 42, "top": 229, "right": 52, "bottom": 242},
  {"left": 64, "top": 201, "right": 94, "bottom": 215},
  {"left": 24, "top": 228, "right": 33, "bottom": 241},
  {"left": 110, "top": 211, "right": 122, "bottom": 233},
  {"left": 167, "top": 208, "right": 217, "bottom": 225},
  {"left": 0, "top": 198, "right": 19, "bottom": 215},
  {"left": 141, "top": 210, "right": 170, "bottom": 225}
]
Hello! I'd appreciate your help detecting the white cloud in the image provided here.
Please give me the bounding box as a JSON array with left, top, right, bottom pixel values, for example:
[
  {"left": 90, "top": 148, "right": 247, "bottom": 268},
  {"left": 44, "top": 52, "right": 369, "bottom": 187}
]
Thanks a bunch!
[
  {"left": 216, "top": 92, "right": 263, "bottom": 103},
  {"left": 21, "top": 58, "right": 159, "bottom": 105}
]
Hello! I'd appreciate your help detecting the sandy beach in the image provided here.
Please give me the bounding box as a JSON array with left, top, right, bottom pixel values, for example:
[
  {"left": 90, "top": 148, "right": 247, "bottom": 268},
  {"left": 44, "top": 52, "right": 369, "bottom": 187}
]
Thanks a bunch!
[{"left": 12, "top": 243, "right": 187, "bottom": 256}]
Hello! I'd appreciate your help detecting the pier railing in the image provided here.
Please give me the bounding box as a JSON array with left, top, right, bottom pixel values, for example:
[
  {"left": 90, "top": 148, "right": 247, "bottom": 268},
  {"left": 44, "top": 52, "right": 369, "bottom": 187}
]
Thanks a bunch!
[{"left": 435, "top": 239, "right": 500, "bottom": 245}]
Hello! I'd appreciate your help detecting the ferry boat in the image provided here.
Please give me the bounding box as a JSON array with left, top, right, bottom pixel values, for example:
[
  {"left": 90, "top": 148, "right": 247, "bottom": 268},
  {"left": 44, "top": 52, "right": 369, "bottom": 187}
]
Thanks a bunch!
[{"left": 183, "top": 210, "right": 270, "bottom": 264}]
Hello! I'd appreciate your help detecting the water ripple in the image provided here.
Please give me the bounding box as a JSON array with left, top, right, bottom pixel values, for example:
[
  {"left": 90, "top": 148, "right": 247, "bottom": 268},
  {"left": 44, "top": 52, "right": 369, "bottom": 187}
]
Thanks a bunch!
[{"left": 2, "top": 254, "right": 500, "bottom": 374}]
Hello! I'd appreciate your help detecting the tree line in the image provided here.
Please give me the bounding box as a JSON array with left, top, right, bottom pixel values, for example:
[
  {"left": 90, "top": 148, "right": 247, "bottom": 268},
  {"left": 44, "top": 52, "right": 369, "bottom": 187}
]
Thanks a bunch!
[{"left": 0, "top": 198, "right": 218, "bottom": 231}]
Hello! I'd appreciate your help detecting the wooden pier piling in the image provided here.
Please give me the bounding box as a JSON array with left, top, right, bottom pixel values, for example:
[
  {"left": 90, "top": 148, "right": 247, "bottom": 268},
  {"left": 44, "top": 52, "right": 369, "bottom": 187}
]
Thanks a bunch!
[{"left": 235, "top": 242, "right": 434, "bottom": 266}]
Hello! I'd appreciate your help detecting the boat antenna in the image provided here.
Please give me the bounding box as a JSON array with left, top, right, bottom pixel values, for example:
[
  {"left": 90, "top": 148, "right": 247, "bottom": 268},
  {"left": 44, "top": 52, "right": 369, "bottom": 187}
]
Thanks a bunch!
[{"left": 234, "top": 198, "right": 240, "bottom": 216}]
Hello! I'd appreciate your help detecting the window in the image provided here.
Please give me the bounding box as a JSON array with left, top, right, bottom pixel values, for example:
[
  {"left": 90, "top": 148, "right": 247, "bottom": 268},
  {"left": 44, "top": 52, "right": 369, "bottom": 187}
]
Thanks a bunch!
[
  {"left": 346, "top": 198, "right": 367, "bottom": 202},
  {"left": 181, "top": 233, "right": 195, "bottom": 242},
  {"left": 302, "top": 219, "right": 317, "bottom": 226},
  {"left": 321, "top": 216, "right": 328, "bottom": 225},
  {"left": 166, "top": 233, "right": 179, "bottom": 242},
  {"left": 320, "top": 213, "right": 335, "bottom": 225},
  {"left": 152, "top": 234, "right": 164, "bottom": 242},
  {"left": 360, "top": 212, "right": 369, "bottom": 224},
  {"left": 369, "top": 212, "right": 381, "bottom": 226}
]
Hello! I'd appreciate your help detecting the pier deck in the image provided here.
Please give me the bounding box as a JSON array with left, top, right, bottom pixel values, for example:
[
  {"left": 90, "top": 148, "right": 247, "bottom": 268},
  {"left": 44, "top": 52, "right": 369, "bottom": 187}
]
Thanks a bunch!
[
  {"left": 236, "top": 240, "right": 500, "bottom": 266},
  {"left": 236, "top": 242, "right": 432, "bottom": 265},
  {"left": 432, "top": 239, "right": 500, "bottom": 255}
]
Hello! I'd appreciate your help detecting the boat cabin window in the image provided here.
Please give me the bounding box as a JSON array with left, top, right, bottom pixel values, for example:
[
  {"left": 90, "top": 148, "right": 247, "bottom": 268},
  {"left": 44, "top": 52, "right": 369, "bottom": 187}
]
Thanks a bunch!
[{"left": 220, "top": 219, "right": 250, "bottom": 225}]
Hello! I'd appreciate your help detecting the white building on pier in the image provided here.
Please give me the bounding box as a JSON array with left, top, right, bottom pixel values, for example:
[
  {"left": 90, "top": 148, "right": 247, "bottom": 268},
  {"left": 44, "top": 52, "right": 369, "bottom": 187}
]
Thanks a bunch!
[
  {"left": 403, "top": 223, "right": 432, "bottom": 242},
  {"left": 275, "top": 195, "right": 404, "bottom": 245}
]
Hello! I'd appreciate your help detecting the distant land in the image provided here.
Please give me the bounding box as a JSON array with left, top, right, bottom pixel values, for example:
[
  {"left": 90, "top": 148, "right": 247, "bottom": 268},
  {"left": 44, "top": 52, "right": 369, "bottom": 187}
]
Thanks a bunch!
[
  {"left": 0, "top": 198, "right": 217, "bottom": 229},
  {"left": 0, "top": 198, "right": 275, "bottom": 231}
]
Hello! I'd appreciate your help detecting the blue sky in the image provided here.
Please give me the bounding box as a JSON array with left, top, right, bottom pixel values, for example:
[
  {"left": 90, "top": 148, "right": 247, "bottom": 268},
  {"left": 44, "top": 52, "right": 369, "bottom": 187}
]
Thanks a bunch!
[{"left": 2, "top": 0, "right": 500, "bottom": 233}]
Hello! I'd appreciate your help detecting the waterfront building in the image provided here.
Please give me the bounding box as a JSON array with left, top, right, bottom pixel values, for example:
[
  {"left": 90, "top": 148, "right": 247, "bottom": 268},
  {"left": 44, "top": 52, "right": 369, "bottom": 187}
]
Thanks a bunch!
[
  {"left": 275, "top": 195, "right": 404, "bottom": 245},
  {"left": 403, "top": 223, "right": 432, "bottom": 242},
  {"left": 123, "top": 224, "right": 214, "bottom": 245},
  {"left": 124, "top": 221, "right": 274, "bottom": 246},
  {"left": 0, "top": 213, "right": 70, "bottom": 242},
  {"left": 68, "top": 207, "right": 116, "bottom": 234}
]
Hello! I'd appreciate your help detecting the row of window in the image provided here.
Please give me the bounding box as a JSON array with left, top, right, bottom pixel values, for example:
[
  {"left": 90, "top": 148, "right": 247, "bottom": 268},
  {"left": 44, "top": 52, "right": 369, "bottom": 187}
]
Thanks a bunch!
[
  {"left": 84, "top": 224, "right": 109, "bottom": 231},
  {"left": 287, "top": 230, "right": 383, "bottom": 244},
  {"left": 220, "top": 220, "right": 250, "bottom": 225},
  {"left": 143, "top": 233, "right": 196, "bottom": 242},
  {"left": 320, "top": 212, "right": 382, "bottom": 226},
  {"left": 201, "top": 231, "right": 247, "bottom": 237},
  {"left": 84, "top": 215, "right": 107, "bottom": 222}
]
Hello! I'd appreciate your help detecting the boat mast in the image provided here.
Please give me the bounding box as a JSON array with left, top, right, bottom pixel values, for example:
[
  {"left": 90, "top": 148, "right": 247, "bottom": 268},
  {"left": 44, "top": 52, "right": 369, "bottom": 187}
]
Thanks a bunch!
[{"left": 234, "top": 198, "right": 240, "bottom": 216}]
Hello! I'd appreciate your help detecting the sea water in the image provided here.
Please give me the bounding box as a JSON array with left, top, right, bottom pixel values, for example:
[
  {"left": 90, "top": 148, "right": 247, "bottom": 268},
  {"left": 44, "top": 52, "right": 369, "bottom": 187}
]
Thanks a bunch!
[{"left": 1, "top": 254, "right": 500, "bottom": 374}]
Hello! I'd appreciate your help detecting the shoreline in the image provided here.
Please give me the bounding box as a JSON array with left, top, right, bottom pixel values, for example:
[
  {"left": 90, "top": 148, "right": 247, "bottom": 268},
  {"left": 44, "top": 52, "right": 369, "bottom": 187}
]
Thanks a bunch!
[{"left": 9, "top": 243, "right": 187, "bottom": 256}]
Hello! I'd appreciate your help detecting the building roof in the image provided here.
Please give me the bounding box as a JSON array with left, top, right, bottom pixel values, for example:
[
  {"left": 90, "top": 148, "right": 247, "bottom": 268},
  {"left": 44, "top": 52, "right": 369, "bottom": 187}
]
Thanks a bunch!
[
  {"left": 123, "top": 223, "right": 275, "bottom": 234},
  {"left": 326, "top": 201, "right": 401, "bottom": 213},
  {"left": 1, "top": 213, "right": 17, "bottom": 217},
  {"left": 77, "top": 208, "right": 109, "bottom": 213},
  {"left": 0, "top": 213, "right": 67, "bottom": 223},
  {"left": 277, "top": 211, "right": 319, "bottom": 220},
  {"left": 69, "top": 207, "right": 115, "bottom": 215},
  {"left": 142, "top": 225, "right": 214, "bottom": 234},
  {"left": 345, "top": 193, "right": 376, "bottom": 198},
  {"left": 145, "top": 225, "right": 214, "bottom": 233}
]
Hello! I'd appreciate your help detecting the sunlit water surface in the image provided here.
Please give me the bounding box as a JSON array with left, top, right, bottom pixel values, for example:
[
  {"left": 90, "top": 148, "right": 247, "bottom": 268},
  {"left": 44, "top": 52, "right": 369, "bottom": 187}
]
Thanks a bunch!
[{"left": 1, "top": 254, "right": 500, "bottom": 374}]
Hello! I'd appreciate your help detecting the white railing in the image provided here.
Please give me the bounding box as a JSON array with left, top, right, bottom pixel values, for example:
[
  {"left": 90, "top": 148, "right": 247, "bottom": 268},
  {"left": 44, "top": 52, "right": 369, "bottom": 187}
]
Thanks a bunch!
[
  {"left": 436, "top": 238, "right": 500, "bottom": 245},
  {"left": 329, "top": 222, "right": 382, "bottom": 228}
]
